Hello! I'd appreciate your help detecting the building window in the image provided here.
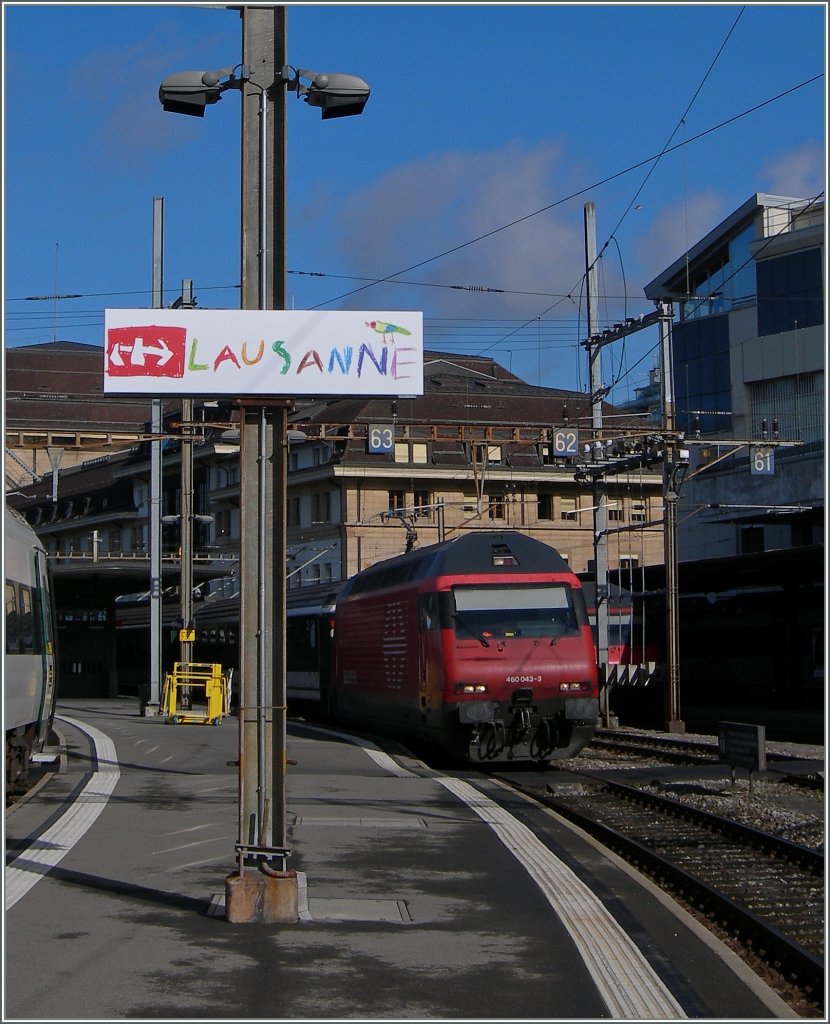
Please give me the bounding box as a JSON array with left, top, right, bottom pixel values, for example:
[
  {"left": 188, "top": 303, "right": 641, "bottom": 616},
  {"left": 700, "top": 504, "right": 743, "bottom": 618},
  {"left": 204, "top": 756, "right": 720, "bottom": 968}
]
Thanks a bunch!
[
  {"left": 488, "top": 494, "right": 505, "bottom": 519},
  {"left": 287, "top": 498, "right": 300, "bottom": 528},
  {"left": 412, "top": 443, "right": 428, "bottom": 464},
  {"left": 394, "top": 441, "right": 429, "bottom": 464},
  {"left": 608, "top": 502, "right": 624, "bottom": 522},
  {"left": 538, "top": 493, "right": 553, "bottom": 520},
  {"left": 311, "top": 492, "right": 330, "bottom": 524},
  {"left": 560, "top": 497, "right": 577, "bottom": 521},
  {"left": 388, "top": 490, "right": 405, "bottom": 513},
  {"left": 288, "top": 451, "right": 300, "bottom": 473},
  {"left": 681, "top": 221, "right": 756, "bottom": 320},
  {"left": 756, "top": 248, "right": 823, "bottom": 336},
  {"left": 214, "top": 509, "right": 229, "bottom": 537},
  {"left": 631, "top": 500, "right": 648, "bottom": 523},
  {"left": 414, "top": 490, "right": 431, "bottom": 517},
  {"left": 673, "top": 314, "right": 732, "bottom": 434}
]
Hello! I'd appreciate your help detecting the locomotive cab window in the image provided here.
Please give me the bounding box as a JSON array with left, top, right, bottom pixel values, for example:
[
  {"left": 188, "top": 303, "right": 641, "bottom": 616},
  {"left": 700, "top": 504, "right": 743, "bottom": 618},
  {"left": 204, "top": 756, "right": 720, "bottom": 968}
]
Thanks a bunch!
[{"left": 451, "top": 585, "right": 580, "bottom": 641}]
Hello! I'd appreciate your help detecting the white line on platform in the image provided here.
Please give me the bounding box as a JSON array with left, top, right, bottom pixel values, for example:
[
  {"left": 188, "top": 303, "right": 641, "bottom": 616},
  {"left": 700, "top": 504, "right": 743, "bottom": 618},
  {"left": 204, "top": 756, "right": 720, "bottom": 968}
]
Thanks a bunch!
[
  {"left": 436, "top": 775, "right": 687, "bottom": 1020},
  {"left": 5, "top": 716, "right": 120, "bottom": 911}
]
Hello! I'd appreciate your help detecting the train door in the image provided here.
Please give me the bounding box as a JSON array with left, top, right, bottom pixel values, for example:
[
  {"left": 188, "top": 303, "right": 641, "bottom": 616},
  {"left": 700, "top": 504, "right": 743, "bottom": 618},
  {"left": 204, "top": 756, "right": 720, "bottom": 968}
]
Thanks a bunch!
[
  {"left": 418, "top": 592, "right": 440, "bottom": 722},
  {"left": 33, "top": 549, "right": 57, "bottom": 745}
]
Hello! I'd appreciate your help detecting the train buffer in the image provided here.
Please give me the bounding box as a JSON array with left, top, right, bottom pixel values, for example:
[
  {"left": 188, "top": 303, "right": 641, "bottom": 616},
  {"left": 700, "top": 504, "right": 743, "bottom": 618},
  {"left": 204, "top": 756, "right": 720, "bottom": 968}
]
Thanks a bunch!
[{"left": 162, "top": 662, "right": 230, "bottom": 726}]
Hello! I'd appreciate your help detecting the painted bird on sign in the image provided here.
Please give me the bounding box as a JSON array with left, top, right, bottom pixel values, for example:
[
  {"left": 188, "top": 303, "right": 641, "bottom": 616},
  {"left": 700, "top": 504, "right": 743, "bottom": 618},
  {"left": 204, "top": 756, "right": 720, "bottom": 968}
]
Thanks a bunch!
[{"left": 365, "top": 320, "right": 412, "bottom": 345}]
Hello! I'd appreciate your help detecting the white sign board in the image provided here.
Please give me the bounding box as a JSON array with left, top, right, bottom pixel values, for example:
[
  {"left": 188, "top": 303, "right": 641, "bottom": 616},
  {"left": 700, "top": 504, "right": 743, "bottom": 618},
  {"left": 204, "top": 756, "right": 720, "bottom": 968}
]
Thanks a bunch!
[{"left": 103, "top": 309, "right": 423, "bottom": 396}]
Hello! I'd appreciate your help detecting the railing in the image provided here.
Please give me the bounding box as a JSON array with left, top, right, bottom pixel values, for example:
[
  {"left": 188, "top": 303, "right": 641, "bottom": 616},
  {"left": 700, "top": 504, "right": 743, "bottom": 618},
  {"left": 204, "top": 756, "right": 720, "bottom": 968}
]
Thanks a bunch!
[{"left": 47, "top": 551, "right": 238, "bottom": 565}]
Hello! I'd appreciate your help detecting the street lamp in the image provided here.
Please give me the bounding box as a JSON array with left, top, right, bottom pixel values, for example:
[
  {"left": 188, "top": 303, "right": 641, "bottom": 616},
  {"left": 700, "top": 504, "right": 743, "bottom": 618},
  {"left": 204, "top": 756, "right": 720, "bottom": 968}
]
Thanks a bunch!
[
  {"left": 159, "top": 10, "right": 369, "bottom": 925},
  {"left": 159, "top": 64, "right": 370, "bottom": 120}
]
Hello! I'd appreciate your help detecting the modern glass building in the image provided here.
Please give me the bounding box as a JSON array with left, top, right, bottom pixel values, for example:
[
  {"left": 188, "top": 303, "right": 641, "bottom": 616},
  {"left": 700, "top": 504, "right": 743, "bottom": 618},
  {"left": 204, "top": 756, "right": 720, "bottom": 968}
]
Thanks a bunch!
[{"left": 644, "top": 193, "right": 824, "bottom": 559}]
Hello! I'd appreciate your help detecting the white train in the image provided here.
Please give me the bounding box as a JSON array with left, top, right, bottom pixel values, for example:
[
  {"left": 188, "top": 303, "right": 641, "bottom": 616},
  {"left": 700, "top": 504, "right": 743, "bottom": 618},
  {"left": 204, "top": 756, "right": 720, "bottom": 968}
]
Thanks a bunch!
[{"left": 5, "top": 505, "right": 58, "bottom": 784}]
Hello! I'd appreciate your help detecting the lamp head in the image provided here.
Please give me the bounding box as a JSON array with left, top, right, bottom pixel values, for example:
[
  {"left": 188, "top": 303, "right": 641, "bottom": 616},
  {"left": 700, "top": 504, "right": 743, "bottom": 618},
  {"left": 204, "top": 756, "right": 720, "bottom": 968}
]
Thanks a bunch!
[
  {"left": 159, "top": 66, "right": 244, "bottom": 117},
  {"left": 297, "top": 70, "right": 370, "bottom": 119}
]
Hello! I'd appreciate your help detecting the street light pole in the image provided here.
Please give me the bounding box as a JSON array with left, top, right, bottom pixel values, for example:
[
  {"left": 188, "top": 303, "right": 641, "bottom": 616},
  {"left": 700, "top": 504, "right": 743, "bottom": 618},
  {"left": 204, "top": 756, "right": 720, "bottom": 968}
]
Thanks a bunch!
[
  {"left": 157, "top": 2, "right": 370, "bottom": 924},
  {"left": 230, "top": 3, "right": 296, "bottom": 923}
]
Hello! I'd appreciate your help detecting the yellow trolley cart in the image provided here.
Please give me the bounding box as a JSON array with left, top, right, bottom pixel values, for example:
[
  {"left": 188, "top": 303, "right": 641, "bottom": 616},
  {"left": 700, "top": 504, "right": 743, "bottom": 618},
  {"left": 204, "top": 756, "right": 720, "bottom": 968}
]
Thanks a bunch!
[{"left": 162, "top": 662, "right": 230, "bottom": 725}]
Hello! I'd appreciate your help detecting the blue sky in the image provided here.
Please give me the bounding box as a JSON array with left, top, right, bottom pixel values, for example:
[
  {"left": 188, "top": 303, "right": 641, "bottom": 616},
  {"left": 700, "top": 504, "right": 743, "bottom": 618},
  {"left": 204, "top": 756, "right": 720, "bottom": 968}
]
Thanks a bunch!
[{"left": 3, "top": 2, "right": 826, "bottom": 402}]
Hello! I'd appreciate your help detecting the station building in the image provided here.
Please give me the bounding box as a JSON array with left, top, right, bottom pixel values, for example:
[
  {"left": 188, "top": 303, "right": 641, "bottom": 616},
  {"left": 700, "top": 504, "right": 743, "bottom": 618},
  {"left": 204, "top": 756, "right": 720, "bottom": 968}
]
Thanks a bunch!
[{"left": 5, "top": 348, "right": 664, "bottom": 696}]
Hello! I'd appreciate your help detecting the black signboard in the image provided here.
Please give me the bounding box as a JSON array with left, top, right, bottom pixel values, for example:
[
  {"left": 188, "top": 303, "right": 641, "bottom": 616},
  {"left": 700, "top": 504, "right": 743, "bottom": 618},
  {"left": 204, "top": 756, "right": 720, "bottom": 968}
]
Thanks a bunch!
[{"left": 717, "top": 721, "right": 766, "bottom": 773}]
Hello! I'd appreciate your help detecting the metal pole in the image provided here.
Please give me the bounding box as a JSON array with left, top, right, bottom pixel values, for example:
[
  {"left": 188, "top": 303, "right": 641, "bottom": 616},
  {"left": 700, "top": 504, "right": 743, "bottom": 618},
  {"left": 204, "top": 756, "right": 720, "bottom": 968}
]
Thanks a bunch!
[
  {"left": 658, "top": 300, "right": 684, "bottom": 732},
  {"left": 237, "top": 3, "right": 289, "bottom": 872},
  {"left": 180, "top": 395, "right": 194, "bottom": 668},
  {"left": 147, "top": 196, "right": 164, "bottom": 716},
  {"left": 584, "top": 203, "right": 613, "bottom": 728}
]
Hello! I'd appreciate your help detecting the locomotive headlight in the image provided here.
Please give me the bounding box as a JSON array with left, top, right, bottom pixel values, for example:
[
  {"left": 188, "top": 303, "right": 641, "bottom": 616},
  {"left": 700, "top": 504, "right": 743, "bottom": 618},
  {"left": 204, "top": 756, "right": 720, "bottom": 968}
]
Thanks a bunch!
[
  {"left": 559, "top": 681, "right": 586, "bottom": 691},
  {"left": 455, "top": 683, "right": 488, "bottom": 694}
]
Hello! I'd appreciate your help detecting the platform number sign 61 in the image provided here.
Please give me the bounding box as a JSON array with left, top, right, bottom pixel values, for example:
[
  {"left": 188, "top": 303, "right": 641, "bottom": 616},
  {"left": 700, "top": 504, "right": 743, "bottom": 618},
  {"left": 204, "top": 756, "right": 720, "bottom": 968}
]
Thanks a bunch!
[
  {"left": 751, "top": 446, "right": 775, "bottom": 475},
  {"left": 368, "top": 424, "right": 395, "bottom": 454},
  {"left": 553, "top": 429, "right": 579, "bottom": 459}
]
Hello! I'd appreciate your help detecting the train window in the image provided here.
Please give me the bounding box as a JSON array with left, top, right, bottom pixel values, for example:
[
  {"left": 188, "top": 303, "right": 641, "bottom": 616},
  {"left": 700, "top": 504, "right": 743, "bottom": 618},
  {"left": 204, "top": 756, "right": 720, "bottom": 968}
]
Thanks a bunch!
[
  {"left": 452, "top": 585, "right": 580, "bottom": 640},
  {"left": 5, "top": 581, "right": 20, "bottom": 653},
  {"left": 5, "top": 582, "right": 39, "bottom": 655},
  {"left": 286, "top": 615, "right": 319, "bottom": 671}
]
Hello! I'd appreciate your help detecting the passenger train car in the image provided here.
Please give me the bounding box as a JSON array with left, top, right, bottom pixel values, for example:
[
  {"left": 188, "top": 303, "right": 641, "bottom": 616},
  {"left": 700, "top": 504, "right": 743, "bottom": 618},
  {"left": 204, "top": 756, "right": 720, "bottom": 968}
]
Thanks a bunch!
[
  {"left": 4, "top": 506, "right": 58, "bottom": 784},
  {"left": 580, "top": 581, "right": 661, "bottom": 687},
  {"left": 332, "top": 532, "right": 599, "bottom": 761}
]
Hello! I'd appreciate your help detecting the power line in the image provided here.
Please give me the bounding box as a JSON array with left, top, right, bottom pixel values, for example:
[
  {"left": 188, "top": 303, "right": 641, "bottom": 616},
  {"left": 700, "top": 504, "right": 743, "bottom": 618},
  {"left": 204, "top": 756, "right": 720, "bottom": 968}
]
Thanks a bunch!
[
  {"left": 306, "top": 74, "right": 823, "bottom": 310},
  {"left": 6, "top": 73, "right": 820, "bottom": 321}
]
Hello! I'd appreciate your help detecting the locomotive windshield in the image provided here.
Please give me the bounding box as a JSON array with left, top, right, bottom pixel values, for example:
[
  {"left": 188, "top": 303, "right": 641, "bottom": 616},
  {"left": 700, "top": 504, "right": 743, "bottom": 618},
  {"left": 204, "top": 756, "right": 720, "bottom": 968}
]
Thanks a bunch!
[{"left": 451, "top": 584, "right": 580, "bottom": 641}]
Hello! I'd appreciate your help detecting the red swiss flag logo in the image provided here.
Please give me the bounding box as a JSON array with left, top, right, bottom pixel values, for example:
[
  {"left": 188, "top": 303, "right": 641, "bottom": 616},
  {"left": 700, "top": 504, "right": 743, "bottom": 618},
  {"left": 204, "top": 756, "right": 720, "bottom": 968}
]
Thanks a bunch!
[{"left": 106, "top": 325, "right": 186, "bottom": 378}]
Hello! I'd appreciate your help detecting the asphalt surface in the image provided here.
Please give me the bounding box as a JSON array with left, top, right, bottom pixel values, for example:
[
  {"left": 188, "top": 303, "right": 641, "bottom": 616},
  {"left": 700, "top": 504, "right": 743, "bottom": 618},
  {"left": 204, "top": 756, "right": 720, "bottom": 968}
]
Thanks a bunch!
[{"left": 4, "top": 697, "right": 797, "bottom": 1021}]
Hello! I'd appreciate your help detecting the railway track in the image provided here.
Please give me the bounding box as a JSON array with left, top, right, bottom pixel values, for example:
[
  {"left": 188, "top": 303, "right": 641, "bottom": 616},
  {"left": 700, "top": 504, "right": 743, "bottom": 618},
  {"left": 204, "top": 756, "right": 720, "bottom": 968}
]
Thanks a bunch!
[
  {"left": 506, "top": 767, "right": 824, "bottom": 1015},
  {"left": 590, "top": 729, "right": 825, "bottom": 798}
]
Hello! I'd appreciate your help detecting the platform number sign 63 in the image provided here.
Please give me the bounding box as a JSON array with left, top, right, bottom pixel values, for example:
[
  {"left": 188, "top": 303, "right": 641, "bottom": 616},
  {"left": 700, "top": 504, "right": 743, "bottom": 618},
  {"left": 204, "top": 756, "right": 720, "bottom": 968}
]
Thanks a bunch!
[
  {"left": 553, "top": 429, "right": 579, "bottom": 459},
  {"left": 368, "top": 424, "right": 395, "bottom": 454},
  {"left": 751, "top": 446, "right": 775, "bottom": 475}
]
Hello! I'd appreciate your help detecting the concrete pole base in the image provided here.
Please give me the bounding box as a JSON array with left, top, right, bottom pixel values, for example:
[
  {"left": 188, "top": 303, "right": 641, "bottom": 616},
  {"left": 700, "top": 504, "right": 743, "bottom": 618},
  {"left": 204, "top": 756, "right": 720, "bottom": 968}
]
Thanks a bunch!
[{"left": 225, "top": 869, "right": 299, "bottom": 924}]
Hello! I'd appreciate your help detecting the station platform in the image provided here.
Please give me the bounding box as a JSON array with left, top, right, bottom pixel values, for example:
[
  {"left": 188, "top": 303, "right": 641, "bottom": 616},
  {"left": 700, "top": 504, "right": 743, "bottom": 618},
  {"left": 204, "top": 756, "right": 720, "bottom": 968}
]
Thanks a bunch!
[{"left": 4, "top": 698, "right": 798, "bottom": 1020}]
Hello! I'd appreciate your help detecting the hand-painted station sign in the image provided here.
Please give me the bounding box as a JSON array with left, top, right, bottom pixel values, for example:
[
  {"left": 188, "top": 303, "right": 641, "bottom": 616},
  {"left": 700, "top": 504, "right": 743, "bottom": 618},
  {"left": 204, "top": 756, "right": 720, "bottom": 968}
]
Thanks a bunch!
[{"left": 104, "top": 309, "right": 423, "bottom": 397}]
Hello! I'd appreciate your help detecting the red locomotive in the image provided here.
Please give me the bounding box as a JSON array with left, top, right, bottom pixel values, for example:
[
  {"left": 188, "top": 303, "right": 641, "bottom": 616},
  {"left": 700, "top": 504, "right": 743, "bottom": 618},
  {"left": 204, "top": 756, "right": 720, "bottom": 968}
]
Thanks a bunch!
[{"left": 332, "top": 531, "right": 599, "bottom": 762}]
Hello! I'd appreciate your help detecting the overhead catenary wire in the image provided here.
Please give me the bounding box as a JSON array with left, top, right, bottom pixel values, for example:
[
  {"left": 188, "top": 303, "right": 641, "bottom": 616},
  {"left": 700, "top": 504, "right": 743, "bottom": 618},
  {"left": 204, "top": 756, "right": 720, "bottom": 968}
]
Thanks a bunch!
[
  {"left": 304, "top": 71, "right": 821, "bottom": 310},
  {"left": 7, "top": 72, "right": 821, "bottom": 325},
  {"left": 6, "top": 72, "right": 822, "bottom": 398}
]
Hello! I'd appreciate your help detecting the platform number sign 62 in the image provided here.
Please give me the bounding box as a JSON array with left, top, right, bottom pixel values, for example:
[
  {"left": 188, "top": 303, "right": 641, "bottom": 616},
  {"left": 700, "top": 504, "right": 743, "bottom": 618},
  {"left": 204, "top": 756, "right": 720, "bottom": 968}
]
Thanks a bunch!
[
  {"left": 368, "top": 424, "right": 395, "bottom": 454},
  {"left": 751, "top": 447, "right": 775, "bottom": 475},
  {"left": 553, "top": 429, "right": 579, "bottom": 459}
]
